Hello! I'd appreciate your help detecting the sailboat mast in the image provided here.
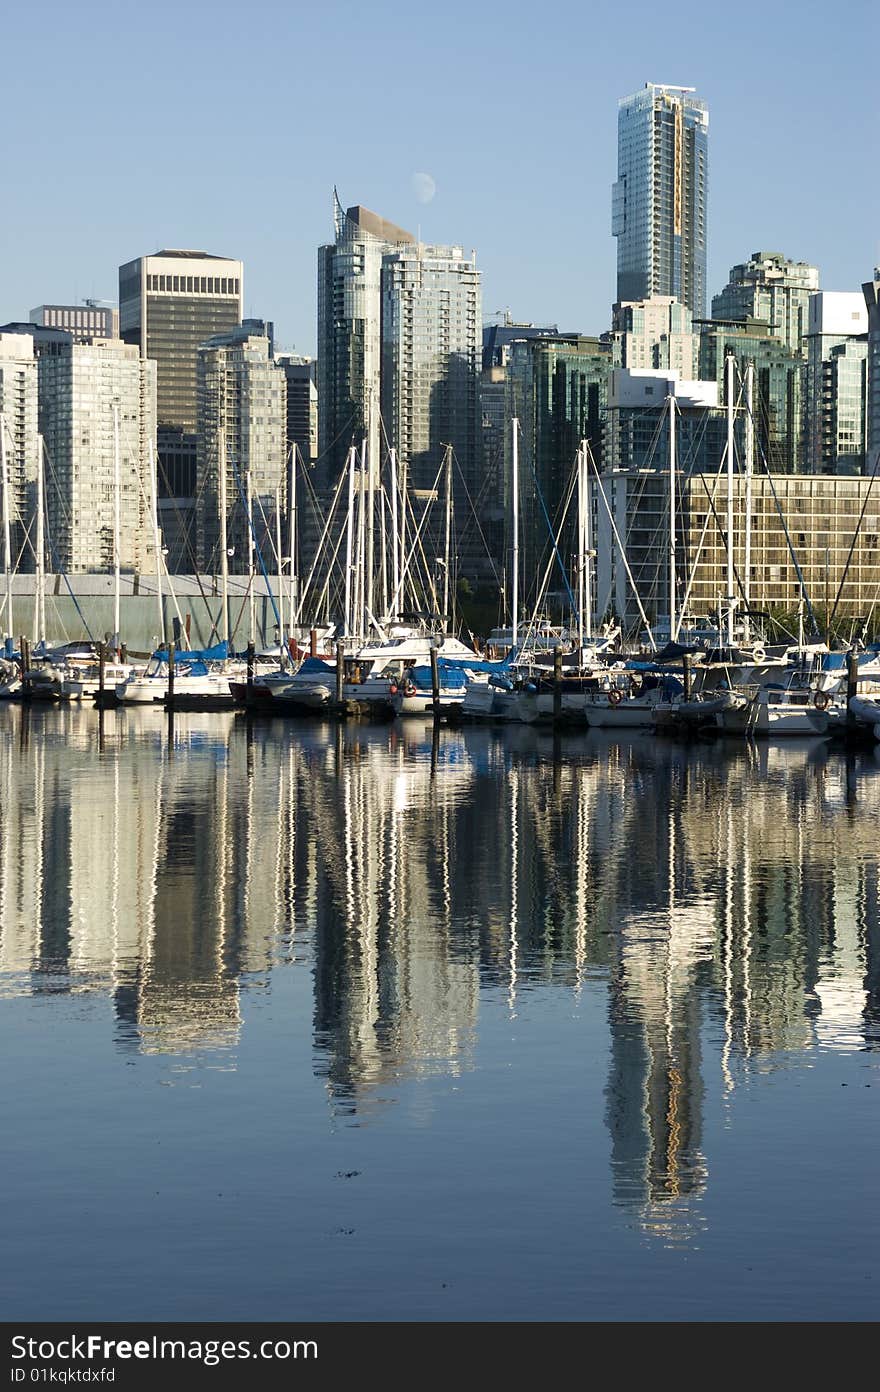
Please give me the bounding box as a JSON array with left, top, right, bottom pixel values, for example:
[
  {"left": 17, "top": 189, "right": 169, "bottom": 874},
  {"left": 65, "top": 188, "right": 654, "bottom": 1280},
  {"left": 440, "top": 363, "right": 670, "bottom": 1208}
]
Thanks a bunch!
[
  {"left": 0, "top": 416, "right": 12, "bottom": 642},
  {"left": 148, "top": 438, "right": 164, "bottom": 645},
  {"left": 357, "top": 437, "right": 367, "bottom": 639},
  {"left": 344, "top": 445, "right": 356, "bottom": 637},
  {"left": 34, "top": 434, "right": 45, "bottom": 644},
  {"left": 584, "top": 444, "right": 593, "bottom": 643},
  {"left": 390, "top": 447, "right": 400, "bottom": 620},
  {"left": 288, "top": 444, "right": 297, "bottom": 645},
  {"left": 726, "top": 353, "right": 736, "bottom": 648},
  {"left": 246, "top": 468, "right": 255, "bottom": 646},
  {"left": 443, "top": 444, "right": 452, "bottom": 634},
  {"left": 577, "top": 442, "right": 585, "bottom": 653},
  {"left": 219, "top": 428, "right": 230, "bottom": 646},
  {"left": 113, "top": 404, "right": 121, "bottom": 650},
  {"left": 668, "top": 394, "right": 677, "bottom": 643},
  {"left": 366, "top": 399, "right": 375, "bottom": 623},
  {"left": 743, "top": 360, "right": 754, "bottom": 644},
  {"left": 512, "top": 418, "right": 519, "bottom": 652},
  {"left": 275, "top": 485, "right": 284, "bottom": 650}
]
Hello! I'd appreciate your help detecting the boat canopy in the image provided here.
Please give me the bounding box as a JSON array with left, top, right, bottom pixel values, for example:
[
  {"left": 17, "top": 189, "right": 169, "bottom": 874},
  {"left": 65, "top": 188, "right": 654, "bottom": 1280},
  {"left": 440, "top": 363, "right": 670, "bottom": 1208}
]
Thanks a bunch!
[{"left": 152, "top": 640, "right": 229, "bottom": 662}]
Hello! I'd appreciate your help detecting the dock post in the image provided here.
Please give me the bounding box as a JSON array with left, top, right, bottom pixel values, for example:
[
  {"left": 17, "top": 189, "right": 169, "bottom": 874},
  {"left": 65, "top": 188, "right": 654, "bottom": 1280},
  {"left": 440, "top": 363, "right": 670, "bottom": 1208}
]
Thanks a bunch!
[
  {"left": 310, "top": 627, "right": 318, "bottom": 658},
  {"left": 246, "top": 640, "right": 255, "bottom": 697},
  {"left": 335, "top": 641, "right": 344, "bottom": 706},
  {"left": 430, "top": 644, "right": 440, "bottom": 722},
  {"left": 553, "top": 645, "right": 563, "bottom": 724},
  {"left": 167, "top": 640, "right": 175, "bottom": 711},
  {"left": 20, "top": 636, "right": 30, "bottom": 701},
  {"left": 846, "top": 650, "right": 858, "bottom": 736},
  {"left": 683, "top": 652, "right": 691, "bottom": 702}
]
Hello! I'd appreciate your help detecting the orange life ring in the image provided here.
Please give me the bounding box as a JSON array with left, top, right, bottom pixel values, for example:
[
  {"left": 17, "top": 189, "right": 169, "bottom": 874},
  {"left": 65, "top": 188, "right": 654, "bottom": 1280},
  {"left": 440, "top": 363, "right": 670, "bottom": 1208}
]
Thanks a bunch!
[
  {"left": 404, "top": 681, "right": 416, "bottom": 697},
  {"left": 608, "top": 687, "right": 623, "bottom": 706},
  {"left": 389, "top": 684, "right": 398, "bottom": 696},
  {"left": 813, "top": 690, "right": 829, "bottom": 711}
]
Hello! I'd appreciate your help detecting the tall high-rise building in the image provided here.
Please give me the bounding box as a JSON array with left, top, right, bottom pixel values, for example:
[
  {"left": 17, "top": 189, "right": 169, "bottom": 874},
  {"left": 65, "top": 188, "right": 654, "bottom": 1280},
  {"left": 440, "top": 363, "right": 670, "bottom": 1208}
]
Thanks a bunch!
[
  {"left": 118, "top": 250, "right": 243, "bottom": 565},
  {"left": 506, "top": 334, "right": 611, "bottom": 583},
  {"left": 804, "top": 293, "right": 868, "bottom": 475},
  {"left": 863, "top": 269, "right": 880, "bottom": 469},
  {"left": 317, "top": 195, "right": 415, "bottom": 487},
  {"left": 29, "top": 302, "right": 118, "bottom": 343},
  {"left": 276, "top": 356, "right": 317, "bottom": 466},
  {"left": 711, "top": 252, "right": 819, "bottom": 357},
  {"left": 612, "top": 84, "right": 709, "bottom": 317},
  {"left": 196, "top": 323, "right": 287, "bottom": 573},
  {"left": 37, "top": 339, "right": 157, "bottom": 573},
  {"left": 0, "top": 332, "right": 40, "bottom": 575},
  {"left": 381, "top": 242, "right": 482, "bottom": 496}
]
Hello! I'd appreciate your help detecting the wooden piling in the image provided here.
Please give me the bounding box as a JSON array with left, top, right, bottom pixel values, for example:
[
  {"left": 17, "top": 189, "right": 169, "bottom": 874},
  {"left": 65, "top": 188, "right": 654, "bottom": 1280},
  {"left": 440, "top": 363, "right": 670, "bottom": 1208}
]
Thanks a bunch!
[
  {"left": 20, "top": 636, "right": 30, "bottom": 701},
  {"left": 335, "top": 642, "right": 344, "bottom": 705},
  {"left": 167, "top": 640, "right": 175, "bottom": 710},
  {"left": 846, "top": 649, "right": 858, "bottom": 735},
  {"left": 553, "top": 645, "right": 563, "bottom": 723},
  {"left": 430, "top": 645, "right": 440, "bottom": 720},
  {"left": 683, "top": 652, "right": 691, "bottom": 702},
  {"left": 246, "top": 640, "right": 255, "bottom": 695}
]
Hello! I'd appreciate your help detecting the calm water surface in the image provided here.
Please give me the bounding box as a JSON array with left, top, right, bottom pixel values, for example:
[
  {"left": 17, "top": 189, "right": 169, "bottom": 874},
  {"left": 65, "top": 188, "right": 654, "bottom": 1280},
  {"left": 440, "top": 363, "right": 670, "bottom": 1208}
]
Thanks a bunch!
[{"left": 1, "top": 704, "right": 878, "bottom": 1321}]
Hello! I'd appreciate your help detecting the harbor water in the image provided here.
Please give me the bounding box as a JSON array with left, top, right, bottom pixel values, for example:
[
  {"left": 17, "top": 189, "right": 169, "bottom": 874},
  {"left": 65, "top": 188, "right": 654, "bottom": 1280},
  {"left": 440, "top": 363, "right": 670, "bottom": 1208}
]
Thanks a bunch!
[{"left": 1, "top": 704, "right": 878, "bottom": 1321}]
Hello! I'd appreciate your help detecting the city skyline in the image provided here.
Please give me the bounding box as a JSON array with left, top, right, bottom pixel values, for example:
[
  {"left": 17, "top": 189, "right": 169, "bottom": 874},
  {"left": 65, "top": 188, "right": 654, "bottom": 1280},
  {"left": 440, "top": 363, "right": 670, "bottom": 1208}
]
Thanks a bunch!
[{"left": 2, "top": 0, "right": 876, "bottom": 357}]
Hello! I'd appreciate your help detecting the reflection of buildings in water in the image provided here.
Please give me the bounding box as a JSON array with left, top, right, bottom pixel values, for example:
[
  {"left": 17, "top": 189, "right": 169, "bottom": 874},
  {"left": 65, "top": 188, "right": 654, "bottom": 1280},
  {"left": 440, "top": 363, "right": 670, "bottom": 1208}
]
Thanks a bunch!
[
  {"left": 311, "top": 726, "right": 480, "bottom": 1109},
  {"left": 0, "top": 732, "right": 45, "bottom": 990},
  {"left": 604, "top": 802, "right": 712, "bottom": 1241}
]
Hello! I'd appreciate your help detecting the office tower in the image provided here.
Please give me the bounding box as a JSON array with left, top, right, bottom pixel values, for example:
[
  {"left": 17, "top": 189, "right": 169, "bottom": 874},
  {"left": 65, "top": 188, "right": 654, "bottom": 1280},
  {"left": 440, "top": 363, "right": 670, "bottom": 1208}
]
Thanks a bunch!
[
  {"left": 612, "top": 84, "right": 708, "bottom": 317},
  {"left": 611, "top": 296, "right": 698, "bottom": 377},
  {"left": 196, "top": 323, "right": 287, "bottom": 573},
  {"left": 276, "top": 356, "right": 318, "bottom": 465},
  {"left": 381, "top": 241, "right": 482, "bottom": 490},
  {"left": 29, "top": 302, "right": 118, "bottom": 343},
  {"left": 699, "top": 318, "right": 803, "bottom": 471},
  {"left": 804, "top": 293, "right": 868, "bottom": 474},
  {"left": 317, "top": 195, "right": 415, "bottom": 487},
  {"left": 863, "top": 269, "right": 880, "bottom": 469},
  {"left": 711, "top": 252, "right": 819, "bottom": 357},
  {"left": 0, "top": 332, "right": 40, "bottom": 573},
  {"left": 506, "top": 334, "right": 611, "bottom": 582},
  {"left": 118, "top": 250, "right": 243, "bottom": 565},
  {"left": 480, "top": 320, "right": 566, "bottom": 576},
  {"left": 38, "top": 338, "right": 157, "bottom": 573}
]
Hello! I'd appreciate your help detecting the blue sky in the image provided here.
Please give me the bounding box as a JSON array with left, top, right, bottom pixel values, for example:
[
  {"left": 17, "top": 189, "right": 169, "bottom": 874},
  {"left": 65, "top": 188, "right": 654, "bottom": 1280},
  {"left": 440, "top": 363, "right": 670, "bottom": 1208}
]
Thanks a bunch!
[{"left": 2, "top": 0, "right": 877, "bottom": 355}]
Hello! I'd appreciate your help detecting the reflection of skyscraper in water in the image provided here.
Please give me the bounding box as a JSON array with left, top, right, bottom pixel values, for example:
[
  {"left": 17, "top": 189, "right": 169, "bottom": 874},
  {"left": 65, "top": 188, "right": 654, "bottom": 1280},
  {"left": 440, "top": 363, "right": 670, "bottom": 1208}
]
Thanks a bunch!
[
  {"left": 115, "top": 718, "right": 244, "bottom": 1054},
  {"left": 311, "top": 728, "right": 479, "bottom": 1111},
  {"left": 604, "top": 806, "right": 711, "bottom": 1240},
  {"left": 0, "top": 729, "right": 47, "bottom": 991}
]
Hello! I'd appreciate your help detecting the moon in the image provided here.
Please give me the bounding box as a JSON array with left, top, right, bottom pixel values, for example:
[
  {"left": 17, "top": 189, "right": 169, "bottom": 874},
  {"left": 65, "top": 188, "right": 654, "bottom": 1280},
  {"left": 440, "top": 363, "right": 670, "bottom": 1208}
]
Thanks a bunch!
[{"left": 411, "top": 171, "right": 436, "bottom": 205}]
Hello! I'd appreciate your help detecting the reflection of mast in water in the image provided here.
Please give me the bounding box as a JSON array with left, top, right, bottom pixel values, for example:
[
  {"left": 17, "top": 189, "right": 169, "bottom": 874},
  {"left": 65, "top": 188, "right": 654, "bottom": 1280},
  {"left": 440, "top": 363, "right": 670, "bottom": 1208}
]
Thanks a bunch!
[
  {"left": 509, "top": 764, "right": 519, "bottom": 1017},
  {"left": 573, "top": 766, "right": 590, "bottom": 995}
]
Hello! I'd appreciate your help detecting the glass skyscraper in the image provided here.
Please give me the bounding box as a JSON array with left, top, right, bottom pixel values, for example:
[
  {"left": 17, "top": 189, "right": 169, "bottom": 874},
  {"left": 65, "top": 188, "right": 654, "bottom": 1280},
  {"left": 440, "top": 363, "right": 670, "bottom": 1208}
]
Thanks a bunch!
[
  {"left": 612, "top": 84, "right": 708, "bottom": 318},
  {"left": 317, "top": 195, "right": 415, "bottom": 489}
]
